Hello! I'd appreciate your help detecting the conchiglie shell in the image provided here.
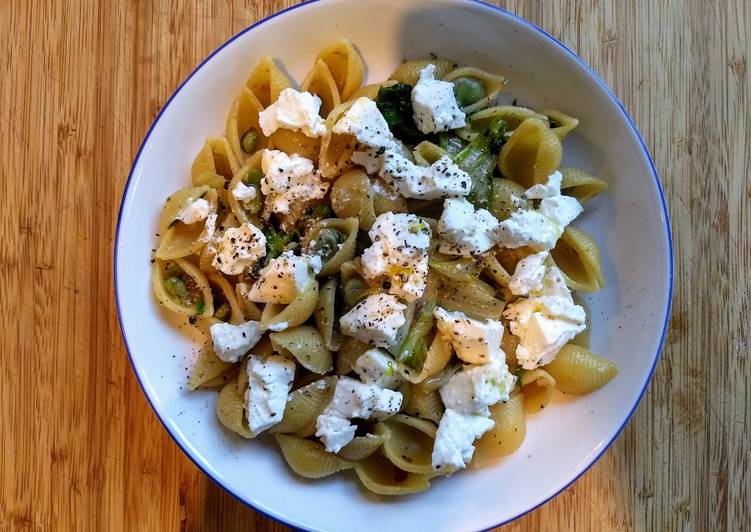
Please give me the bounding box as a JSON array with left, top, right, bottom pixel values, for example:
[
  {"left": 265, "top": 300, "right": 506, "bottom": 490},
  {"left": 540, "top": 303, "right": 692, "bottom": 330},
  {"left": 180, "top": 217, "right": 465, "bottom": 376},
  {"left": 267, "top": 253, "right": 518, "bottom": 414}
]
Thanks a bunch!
[
  {"left": 194, "top": 315, "right": 221, "bottom": 337},
  {"left": 540, "top": 108, "right": 580, "bottom": 140},
  {"left": 216, "top": 379, "right": 253, "bottom": 438},
  {"left": 499, "top": 117, "right": 563, "bottom": 188},
  {"left": 270, "top": 325, "right": 333, "bottom": 374},
  {"left": 479, "top": 253, "right": 512, "bottom": 288},
  {"left": 198, "top": 244, "right": 219, "bottom": 275},
  {"left": 401, "top": 383, "right": 444, "bottom": 423},
  {"left": 559, "top": 166, "right": 609, "bottom": 204},
  {"left": 270, "top": 377, "right": 336, "bottom": 436},
  {"left": 207, "top": 273, "right": 244, "bottom": 324},
  {"left": 443, "top": 66, "right": 507, "bottom": 114},
  {"left": 545, "top": 344, "right": 618, "bottom": 394},
  {"left": 569, "top": 294, "right": 591, "bottom": 349},
  {"left": 316, "top": 39, "right": 365, "bottom": 101},
  {"left": 398, "top": 333, "right": 452, "bottom": 384},
  {"left": 187, "top": 344, "right": 234, "bottom": 390},
  {"left": 235, "top": 283, "right": 263, "bottom": 321},
  {"left": 501, "top": 332, "right": 521, "bottom": 372},
  {"left": 198, "top": 366, "right": 239, "bottom": 389},
  {"left": 314, "top": 278, "right": 343, "bottom": 351},
  {"left": 348, "top": 80, "right": 398, "bottom": 102},
  {"left": 225, "top": 87, "right": 268, "bottom": 163},
  {"left": 261, "top": 280, "right": 319, "bottom": 330},
  {"left": 354, "top": 451, "right": 431, "bottom": 495},
  {"left": 336, "top": 336, "right": 370, "bottom": 375},
  {"left": 155, "top": 223, "right": 206, "bottom": 261},
  {"left": 191, "top": 136, "right": 240, "bottom": 186},
  {"left": 303, "top": 217, "right": 359, "bottom": 277},
  {"left": 227, "top": 153, "right": 264, "bottom": 226},
  {"left": 319, "top": 99, "right": 357, "bottom": 179},
  {"left": 489, "top": 177, "right": 530, "bottom": 221},
  {"left": 551, "top": 226, "right": 605, "bottom": 292},
  {"left": 372, "top": 179, "right": 408, "bottom": 215},
  {"left": 520, "top": 368, "right": 556, "bottom": 414},
  {"left": 158, "top": 185, "right": 212, "bottom": 234},
  {"left": 337, "top": 434, "right": 385, "bottom": 461},
  {"left": 469, "top": 105, "right": 548, "bottom": 133},
  {"left": 300, "top": 59, "right": 341, "bottom": 118},
  {"left": 377, "top": 414, "right": 437, "bottom": 475},
  {"left": 472, "top": 394, "right": 526, "bottom": 467},
  {"left": 494, "top": 245, "right": 536, "bottom": 275},
  {"left": 330, "top": 169, "right": 376, "bottom": 230},
  {"left": 412, "top": 140, "right": 446, "bottom": 166},
  {"left": 275, "top": 434, "right": 353, "bottom": 479},
  {"left": 245, "top": 56, "right": 293, "bottom": 107},
  {"left": 236, "top": 355, "right": 250, "bottom": 395},
  {"left": 390, "top": 59, "right": 455, "bottom": 85},
  {"left": 268, "top": 128, "right": 322, "bottom": 161},
  {"left": 152, "top": 258, "right": 213, "bottom": 318}
]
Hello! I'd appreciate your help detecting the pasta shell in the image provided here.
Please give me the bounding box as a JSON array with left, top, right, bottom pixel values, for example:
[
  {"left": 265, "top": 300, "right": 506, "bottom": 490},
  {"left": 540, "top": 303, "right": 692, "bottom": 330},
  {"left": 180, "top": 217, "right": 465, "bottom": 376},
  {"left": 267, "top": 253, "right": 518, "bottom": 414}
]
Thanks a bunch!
[
  {"left": 319, "top": 99, "right": 357, "bottom": 179},
  {"left": 469, "top": 105, "right": 548, "bottom": 133},
  {"left": 348, "top": 80, "right": 398, "bottom": 101},
  {"left": 191, "top": 136, "right": 240, "bottom": 185},
  {"left": 216, "top": 379, "right": 253, "bottom": 438},
  {"left": 303, "top": 217, "right": 359, "bottom": 276},
  {"left": 488, "top": 178, "right": 530, "bottom": 221},
  {"left": 540, "top": 108, "right": 580, "bottom": 140},
  {"left": 270, "top": 325, "right": 333, "bottom": 374},
  {"left": 479, "top": 254, "right": 512, "bottom": 288},
  {"left": 412, "top": 140, "right": 446, "bottom": 166},
  {"left": 207, "top": 273, "right": 245, "bottom": 324},
  {"left": 435, "top": 274, "right": 505, "bottom": 320},
  {"left": 225, "top": 87, "right": 268, "bottom": 163},
  {"left": 499, "top": 117, "right": 563, "bottom": 188},
  {"left": 245, "top": 56, "right": 293, "bottom": 107},
  {"left": 398, "top": 333, "right": 452, "bottom": 384},
  {"left": 354, "top": 451, "right": 431, "bottom": 495},
  {"left": 314, "top": 278, "right": 343, "bottom": 351},
  {"left": 269, "top": 377, "right": 336, "bottom": 436},
  {"left": 236, "top": 355, "right": 250, "bottom": 395},
  {"left": 559, "top": 166, "right": 608, "bottom": 204},
  {"left": 187, "top": 344, "right": 234, "bottom": 390},
  {"left": 401, "top": 383, "right": 444, "bottom": 423},
  {"left": 275, "top": 434, "right": 353, "bottom": 479},
  {"left": 236, "top": 283, "right": 263, "bottom": 321},
  {"left": 336, "top": 336, "right": 370, "bottom": 375},
  {"left": 443, "top": 66, "right": 507, "bottom": 114},
  {"left": 152, "top": 258, "right": 213, "bottom": 318},
  {"left": 377, "top": 415, "right": 437, "bottom": 475},
  {"left": 268, "top": 128, "right": 322, "bottom": 162},
  {"left": 158, "top": 185, "right": 211, "bottom": 234},
  {"left": 331, "top": 169, "right": 376, "bottom": 230},
  {"left": 551, "top": 226, "right": 605, "bottom": 292},
  {"left": 300, "top": 59, "right": 341, "bottom": 118},
  {"left": 196, "top": 366, "right": 239, "bottom": 389},
  {"left": 372, "top": 179, "right": 408, "bottom": 215},
  {"left": 315, "top": 39, "right": 365, "bottom": 101},
  {"left": 544, "top": 344, "right": 618, "bottom": 394},
  {"left": 227, "top": 153, "right": 264, "bottom": 226},
  {"left": 519, "top": 368, "right": 556, "bottom": 414},
  {"left": 261, "top": 280, "right": 319, "bottom": 330},
  {"left": 472, "top": 394, "right": 526, "bottom": 467},
  {"left": 389, "top": 59, "right": 455, "bottom": 85},
  {"left": 338, "top": 434, "right": 385, "bottom": 461}
]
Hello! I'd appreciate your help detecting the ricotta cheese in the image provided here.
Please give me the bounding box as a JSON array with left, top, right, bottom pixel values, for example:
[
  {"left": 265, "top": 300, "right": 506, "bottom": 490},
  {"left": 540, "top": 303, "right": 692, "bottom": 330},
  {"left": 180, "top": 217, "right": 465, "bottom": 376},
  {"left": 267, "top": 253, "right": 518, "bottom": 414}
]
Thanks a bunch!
[
  {"left": 411, "top": 64, "right": 466, "bottom": 134},
  {"left": 209, "top": 320, "right": 263, "bottom": 363},
  {"left": 360, "top": 212, "right": 431, "bottom": 301},
  {"left": 433, "top": 307, "right": 505, "bottom": 364},
  {"left": 257, "top": 88, "right": 327, "bottom": 138},
  {"left": 231, "top": 181, "right": 257, "bottom": 202},
  {"left": 247, "top": 250, "right": 316, "bottom": 304},
  {"left": 378, "top": 153, "right": 471, "bottom": 199},
  {"left": 339, "top": 293, "right": 407, "bottom": 348},
  {"left": 176, "top": 197, "right": 211, "bottom": 225},
  {"left": 508, "top": 250, "right": 549, "bottom": 296},
  {"left": 260, "top": 150, "right": 329, "bottom": 215},
  {"left": 353, "top": 348, "right": 402, "bottom": 389},
  {"left": 211, "top": 222, "right": 267, "bottom": 275},
  {"left": 438, "top": 197, "right": 501, "bottom": 256},
  {"left": 439, "top": 358, "right": 516, "bottom": 416},
  {"left": 431, "top": 409, "right": 494, "bottom": 471},
  {"left": 332, "top": 97, "right": 396, "bottom": 151},
  {"left": 245, "top": 354, "right": 296, "bottom": 434}
]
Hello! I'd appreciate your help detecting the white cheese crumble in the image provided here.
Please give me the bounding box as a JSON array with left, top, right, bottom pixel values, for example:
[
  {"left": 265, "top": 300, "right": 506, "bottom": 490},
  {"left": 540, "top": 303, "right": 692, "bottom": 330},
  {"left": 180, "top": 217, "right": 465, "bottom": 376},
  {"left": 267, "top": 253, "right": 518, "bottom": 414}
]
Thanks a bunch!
[
  {"left": 504, "top": 265, "right": 586, "bottom": 369},
  {"left": 353, "top": 348, "right": 402, "bottom": 389},
  {"left": 315, "top": 376, "right": 403, "bottom": 452},
  {"left": 245, "top": 354, "right": 296, "bottom": 434},
  {"left": 378, "top": 153, "right": 471, "bottom": 199},
  {"left": 433, "top": 307, "right": 505, "bottom": 364},
  {"left": 508, "top": 250, "right": 549, "bottom": 296},
  {"left": 260, "top": 150, "right": 329, "bottom": 215},
  {"left": 231, "top": 181, "right": 257, "bottom": 202},
  {"left": 209, "top": 320, "right": 263, "bottom": 363},
  {"left": 411, "top": 64, "right": 466, "bottom": 134},
  {"left": 332, "top": 97, "right": 396, "bottom": 151},
  {"left": 176, "top": 197, "right": 211, "bottom": 225},
  {"left": 211, "top": 222, "right": 267, "bottom": 275},
  {"left": 360, "top": 212, "right": 431, "bottom": 301},
  {"left": 257, "top": 88, "right": 327, "bottom": 138},
  {"left": 439, "top": 359, "right": 516, "bottom": 416},
  {"left": 431, "top": 409, "right": 494, "bottom": 471},
  {"left": 339, "top": 293, "right": 407, "bottom": 348},
  {"left": 438, "top": 197, "right": 501, "bottom": 256},
  {"left": 247, "top": 250, "right": 317, "bottom": 304}
]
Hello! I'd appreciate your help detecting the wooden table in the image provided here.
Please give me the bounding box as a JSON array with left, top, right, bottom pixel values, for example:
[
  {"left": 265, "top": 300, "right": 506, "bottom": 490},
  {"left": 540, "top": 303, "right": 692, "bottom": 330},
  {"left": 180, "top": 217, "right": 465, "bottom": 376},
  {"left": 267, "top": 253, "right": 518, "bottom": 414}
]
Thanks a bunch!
[{"left": 2, "top": 0, "right": 748, "bottom": 530}]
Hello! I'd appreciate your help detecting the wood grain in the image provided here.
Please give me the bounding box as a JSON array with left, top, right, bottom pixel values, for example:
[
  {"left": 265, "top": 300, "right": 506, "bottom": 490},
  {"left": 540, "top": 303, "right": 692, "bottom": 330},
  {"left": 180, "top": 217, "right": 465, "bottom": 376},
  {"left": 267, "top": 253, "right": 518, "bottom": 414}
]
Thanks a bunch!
[{"left": 1, "top": 0, "right": 748, "bottom": 530}]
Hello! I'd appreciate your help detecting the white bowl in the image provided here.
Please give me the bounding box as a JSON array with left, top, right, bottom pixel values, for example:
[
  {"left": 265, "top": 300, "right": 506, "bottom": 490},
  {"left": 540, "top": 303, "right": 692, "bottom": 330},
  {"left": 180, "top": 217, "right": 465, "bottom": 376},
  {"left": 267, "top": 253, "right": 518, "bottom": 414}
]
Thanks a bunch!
[{"left": 115, "top": 0, "right": 672, "bottom": 529}]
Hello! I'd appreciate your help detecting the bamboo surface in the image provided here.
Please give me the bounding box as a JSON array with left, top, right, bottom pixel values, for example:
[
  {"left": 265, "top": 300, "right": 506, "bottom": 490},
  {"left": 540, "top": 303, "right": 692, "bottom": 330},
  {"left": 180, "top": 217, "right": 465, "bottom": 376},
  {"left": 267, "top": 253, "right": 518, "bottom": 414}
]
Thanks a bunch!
[{"left": 1, "top": 0, "right": 748, "bottom": 530}]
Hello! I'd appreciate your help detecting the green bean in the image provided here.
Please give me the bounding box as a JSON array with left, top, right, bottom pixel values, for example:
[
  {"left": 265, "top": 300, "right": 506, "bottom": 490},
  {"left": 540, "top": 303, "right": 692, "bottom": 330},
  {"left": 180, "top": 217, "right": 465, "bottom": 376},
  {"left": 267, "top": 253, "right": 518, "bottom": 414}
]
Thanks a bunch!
[
  {"left": 164, "top": 276, "right": 189, "bottom": 302},
  {"left": 241, "top": 129, "right": 259, "bottom": 154}
]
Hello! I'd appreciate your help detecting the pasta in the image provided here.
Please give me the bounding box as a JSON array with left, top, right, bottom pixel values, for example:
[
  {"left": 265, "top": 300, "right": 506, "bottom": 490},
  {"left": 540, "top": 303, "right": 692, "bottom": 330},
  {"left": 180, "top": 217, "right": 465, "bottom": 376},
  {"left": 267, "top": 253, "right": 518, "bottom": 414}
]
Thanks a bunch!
[{"left": 152, "top": 41, "right": 617, "bottom": 496}]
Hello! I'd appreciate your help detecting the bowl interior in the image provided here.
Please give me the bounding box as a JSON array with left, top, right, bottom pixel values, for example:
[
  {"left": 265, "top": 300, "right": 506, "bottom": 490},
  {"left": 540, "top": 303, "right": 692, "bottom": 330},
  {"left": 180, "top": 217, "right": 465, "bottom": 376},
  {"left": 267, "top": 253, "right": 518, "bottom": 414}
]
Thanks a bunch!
[{"left": 115, "top": 1, "right": 671, "bottom": 530}]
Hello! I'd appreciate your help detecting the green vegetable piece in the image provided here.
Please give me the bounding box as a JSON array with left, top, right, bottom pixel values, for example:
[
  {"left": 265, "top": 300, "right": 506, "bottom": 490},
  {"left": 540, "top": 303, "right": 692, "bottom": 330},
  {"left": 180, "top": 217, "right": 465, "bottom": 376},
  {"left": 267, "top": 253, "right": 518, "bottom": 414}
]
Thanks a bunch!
[
  {"left": 263, "top": 223, "right": 297, "bottom": 266},
  {"left": 244, "top": 168, "right": 264, "bottom": 186},
  {"left": 309, "top": 204, "right": 334, "bottom": 219},
  {"left": 241, "top": 129, "right": 259, "bottom": 154},
  {"left": 214, "top": 302, "right": 231, "bottom": 321},
  {"left": 196, "top": 298, "right": 205, "bottom": 315},
  {"left": 310, "top": 227, "right": 344, "bottom": 262},
  {"left": 397, "top": 299, "right": 437, "bottom": 370},
  {"left": 164, "top": 276, "right": 189, "bottom": 303},
  {"left": 376, "top": 82, "right": 426, "bottom": 143},
  {"left": 453, "top": 117, "right": 507, "bottom": 209},
  {"left": 438, "top": 133, "right": 467, "bottom": 155},
  {"left": 452, "top": 76, "right": 485, "bottom": 108}
]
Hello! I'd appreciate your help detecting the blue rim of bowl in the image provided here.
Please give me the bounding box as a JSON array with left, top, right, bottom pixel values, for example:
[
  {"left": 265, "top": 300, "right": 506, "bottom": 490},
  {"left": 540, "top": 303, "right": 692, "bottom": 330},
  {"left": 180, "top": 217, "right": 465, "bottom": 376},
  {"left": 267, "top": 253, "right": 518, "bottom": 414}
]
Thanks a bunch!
[{"left": 114, "top": 0, "right": 674, "bottom": 530}]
